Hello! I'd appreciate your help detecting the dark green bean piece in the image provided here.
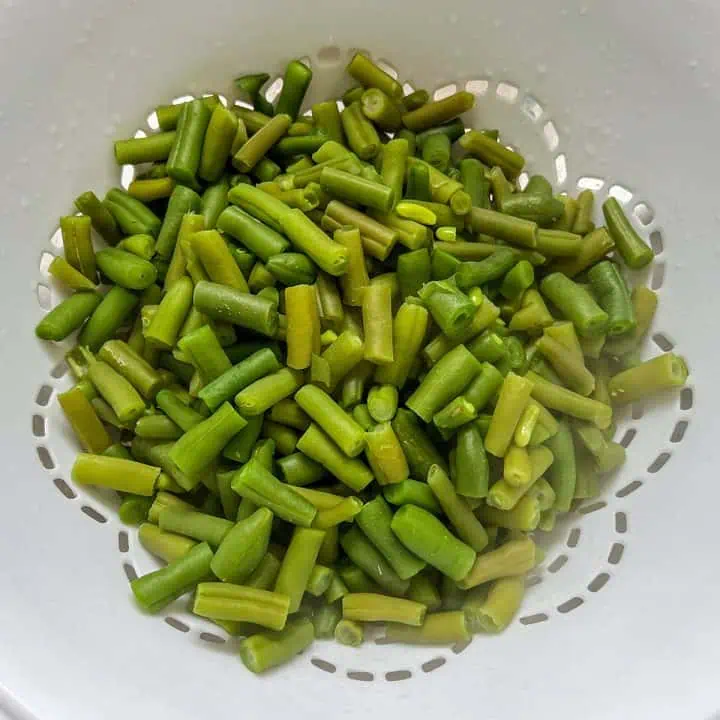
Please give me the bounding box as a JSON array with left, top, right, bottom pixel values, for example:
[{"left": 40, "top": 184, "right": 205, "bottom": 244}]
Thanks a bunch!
[
  {"left": 96, "top": 248, "right": 157, "bottom": 290},
  {"left": 421, "top": 133, "right": 451, "bottom": 172},
  {"left": 455, "top": 248, "right": 519, "bottom": 291},
  {"left": 74, "top": 190, "right": 122, "bottom": 245},
  {"left": 234, "top": 73, "right": 275, "bottom": 116},
  {"left": 239, "top": 617, "right": 314, "bottom": 674},
  {"left": 35, "top": 292, "right": 101, "bottom": 342},
  {"left": 275, "top": 60, "right": 313, "bottom": 121},
  {"left": 154, "top": 185, "right": 203, "bottom": 258},
  {"left": 602, "top": 197, "right": 654, "bottom": 269},
  {"left": 396, "top": 248, "right": 431, "bottom": 299},
  {"left": 114, "top": 131, "right": 176, "bottom": 165},
  {"left": 200, "top": 177, "right": 230, "bottom": 230},
  {"left": 383, "top": 479, "right": 442, "bottom": 515},
  {"left": 104, "top": 188, "right": 162, "bottom": 238},
  {"left": 459, "top": 130, "right": 524, "bottom": 180},
  {"left": 233, "top": 114, "right": 291, "bottom": 173},
  {"left": 431, "top": 248, "right": 461, "bottom": 280},
  {"left": 223, "top": 414, "right": 264, "bottom": 463},
  {"left": 572, "top": 189, "right": 595, "bottom": 235},
  {"left": 417, "top": 280, "right": 476, "bottom": 340},
  {"left": 167, "top": 99, "right": 212, "bottom": 187},
  {"left": 587, "top": 261, "right": 635, "bottom": 337},
  {"left": 402, "top": 91, "right": 475, "bottom": 132},
  {"left": 312, "top": 100, "right": 344, "bottom": 143},
  {"left": 199, "top": 105, "right": 238, "bottom": 183},
  {"left": 131, "top": 541, "right": 214, "bottom": 613},
  {"left": 361, "top": 88, "right": 403, "bottom": 131},
  {"left": 193, "top": 281, "right": 278, "bottom": 338},
  {"left": 79, "top": 286, "right": 139, "bottom": 352},
  {"left": 266, "top": 253, "right": 317, "bottom": 286},
  {"left": 540, "top": 272, "right": 608, "bottom": 338},
  {"left": 341, "top": 101, "right": 381, "bottom": 160},
  {"left": 320, "top": 167, "right": 395, "bottom": 212},
  {"left": 392, "top": 409, "right": 447, "bottom": 479},
  {"left": 346, "top": 53, "right": 404, "bottom": 100}
]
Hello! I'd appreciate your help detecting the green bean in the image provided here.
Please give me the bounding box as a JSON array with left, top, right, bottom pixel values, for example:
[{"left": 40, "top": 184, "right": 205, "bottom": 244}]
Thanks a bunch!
[
  {"left": 232, "top": 113, "right": 291, "bottom": 172},
  {"left": 155, "top": 96, "right": 219, "bottom": 131},
  {"left": 550, "top": 195, "right": 579, "bottom": 232},
  {"left": 296, "top": 423, "right": 374, "bottom": 492},
  {"left": 433, "top": 397, "right": 476, "bottom": 430},
  {"left": 570, "top": 189, "right": 595, "bottom": 235},
  {"left": 138, "top": 523, "right": 196, "bottom": 563},
  {"left": 113, "top": 134, "right": 174, "bottom": 172},
  {"left": 455, "top": 248, "right": 517, "bottom": 290},
  {"left": 463, "top": 361, "right": 504, "bottom": 412},
  {"left": 95, "top": 248, "right": 157, "bottom": 291},
  {"left": 540, "top": 272, "right": 608, "bottom": 338},
  {"left": 367, "top": 385, "right": 398, "bottom": 423},
  {"left": 72, "top": 453, "right": 159, "bottom": 495},
  {"left": 231, "top": 366, "right": 301, "bottom": 416},
  {"left": 360, "top": 283, "right": 393, "bottom": 365},
  {"left": 131, "top": 541, "right": 214, "bottom": 612},
  {"left": 385, "top": 610, "right": 470, "bottom": 644},
  {"left": 97, "top": 339, "right": 162, "bottom": 400},
  {"left": 396, "top": 249, "right": 430, "bottom": 300},
  {"left": 274, "top": 527, "right": 325, "bottom": 612},
  {"left": 484, "top": 372, "right": 533, "bottom": 457},
  {"left": 407, "top": 572, "right": 442, "bottom": 610},
  {"left": 232, "top": 458, "right": 317, "bottom": 527},
  {"left": 390, "top": 504, "right": 475, "bottom": 581},
  {"left": 392, "top": 408, "right": 447, "bottom": 478},
  {"left": 553, "top": 226, "right": 615, "bottom": 277},
  {"left": 537, "top": 334, "right": 595, "bottom": 396},
  {"left": 234, "top": 73, "right": 274, "bottom": 116},
  {"left": 238, "top": 617, "right": 314, "bottom": 674},
  {"left": 331, "top": 618, "right": 362, "bottom": 647},
  {"left": 319, "top": 167, "right": 394, "bottom": 213},
  {"left": 324, "top": 201, "right": 399, "bottom": 261},
  {"left": 274, "top": 60, "right": 312, "bottom": 120},
  {"left": 154, "top": 389, "right": 203, "bottom": 431},
  {"left": 383, "top": 478, "right": 442, "bottom": 514},
  {"left": 427, "top": 465, "right": 488, "bottom": 551},
  {"left": 359, "top": 87, "right": 402, "bottom": 131},
  {"left": 58, "top": 386, "right": 112, "bottom": 453},
  {"left": 587, "top": 260, "right": 635, "bottom": 337},
  {"left": 74, "top": 190, "right": 122, "bottom": 245},
  {"left": 192, "top": 281, "right": 278, "bottom": 339},
  {"left": 418, "top": 279, "right": 476, "bottom": 339},
  {"left": 421, "top": 133, "right": 451, "bottom": 172},
  {"left": 377, "top": 138, "right": 408, "bottom": 207},
  {"left": 464, "top": 576, "right": 524, "bottom": 633},
  {"left": 314, "top": 330, "right": 365, "bottom": 393},
  {"left": 305, "top": 565, "right": 335, "bottom": 597},
  {"left": 458, "top": 130, "right": 524, "bottom": 180},
  {"left": 402, "top": 91, "right": 474, "bottom": 132},
  {"left": 116, "top": 233, "right": 155, "bottom": 261},
  {"left": 166, "top": 99, "right": 212, "bottom": 187},
  {"left": 453, "top": 422, "right": 490, "bottom": 498},
  {"left": 407, "top": 345, "right": 480, "bottom": 423},
  {"left": 346, "top": 53, "right": 403, "bottom": 100},
  {"left": 340, "top": 527, "right": 410, "bottom": 596},
  {"left": 168, "top": 402, "right": 246, "bottom": 484},
  {"left": 363, "top": 422, "right": 408, "bottom": 486},
  {"left": 35, "top": 291, "right": 101, "bottom": 342},
  {"left": 261, "top": 420, "right": 298, "bottom": 455},
  {"left": 406, "top": 160, "right": 432, "bottom": 201},
  {"left": 60, "top": 215, "right": 96, "bottom": 282},
  {"left": 458, "top": 536, "right": 536, "bottom": 589},
  {"left": 276, "top": 453, "right": 325, "bottom": 490},
  {"left": 206, "top": 506, "right": 273, "bottom": 583},
  {"left": 104, "top": 188, "right": 162, "bottom": 238},
  {"left": 608, "top": 353, "right": 688, "bottom": 405},
  {"left": 603, "top": 287, "right": 658, "bottom": 356},
  {"left": 190, "top": 230, "right": 249, "bottom": 292},
  {"left": 341, "top": 101, "right": 381, "bottom": 160},
  {"left": 602, "top": 195, "right": 657, "bottom": 264},
  {"left": 312, "top": 601, "right": 342, "bottom": 638},
  {"left": 311, "top": 100, "right": 344, "bottom": 144},
  {"left": 526, "top": 370, "right": 612, "bottom": 429},
  {"left": 194, "top": 582, "right": 290, "bottom": 632},
  {"left": 48, "top": 256, "right": 98, "bottom": 292}
]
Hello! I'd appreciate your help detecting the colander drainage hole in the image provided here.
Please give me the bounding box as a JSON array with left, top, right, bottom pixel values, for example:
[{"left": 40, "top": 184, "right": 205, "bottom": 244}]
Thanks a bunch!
[
  {"left": 649, "top": 230, "right": 664, "bottom": 254},
  {"left": 165, "top": 617, "right": 189, "bottom": 633},
  {"left": 36, "top": 284, "right": 51, "bottom": 310},
  {"left": 647, "top": 452, "right": 670, "bottom": 473},
  {"left": 118, "top": 531, "right": 129, "bottom": 553},
  {"left": 615, "top": 511, "right": 628, "bottom": 534},
  {"left": 35, "top": 384, "right": 53, "bottom": 406},
  {"left": 650, "top": 262, "right": 665, "bottom": 290},
  {"left": 32, "top": 414, "right": 46, "bottom": 438},
  {"left": 652, "top": 333, "right": 674, "bottom": 351},
  {"left": 566, "top": 528, "right": 581, "bottom": 548},
  {"left": 347, "top": 671, "right": 374, "bottom": 682},
  {"left": 547, "top": 555, "right": 568, "bottom": 573},
  {"left": 608, "top": 543, "right": 625, "bottom": 565},
  {"left": 199, "top": 632, "right": 226, "bottom": 644},
  {"left": 680, "top": 387, "right": 693, "bottom": 410},
  {"left": 51, "top": 360, "right": 68, "bottom": 379},
  {"left": 53, "top": 477, "right": 76, "bottom": 499},
  {"left": 37, "top": 446, "right": 55, "bottom": 470},
  {"left": 81, "top": 505, "right": 107, "bottom": 523},
  {"left": 421, "top": 657, "right": 446, "bottom": 673},
  {"left": 615, "top": 480, "right": 642, "bottom": 498},
  {"left": 311, "top": 658, "right": 337, "bottom": 674},
  {"left": 619, "top": 428, "right": 636, "bottom": 448},
  {"left": 670, "top": 420, "right": 688, "bottom": 443},
  {"left": 519, "top": 613, "right": 548, "bottom": 626},
  {"left": 577, "top": 501, "right": 607, "bottom": 515},
  {"left": 588, "top": 573, "right": 610, "bottom": 592},
  {"left": 557, "top": 597, "right": 584, "bottom": 614},
  {"left": 386, "top": 670, "right": 412, "bottom": 682},
  {"left": 451, "top": 638, "right": 472, "bottom": 654},
  {"left": 316, "top": 46, "right": 342, "bottom": 67}
]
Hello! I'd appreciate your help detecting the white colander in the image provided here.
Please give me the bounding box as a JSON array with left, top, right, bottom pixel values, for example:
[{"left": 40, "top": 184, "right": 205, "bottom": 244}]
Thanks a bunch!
[{"left": 2, "top": 0, "right": 717, "bottom": 717}]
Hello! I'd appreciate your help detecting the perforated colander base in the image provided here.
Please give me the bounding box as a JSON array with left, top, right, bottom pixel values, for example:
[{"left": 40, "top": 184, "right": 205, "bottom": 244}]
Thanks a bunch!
[{"left": 31, "top": 47, "right": 693, "bottom": 683}]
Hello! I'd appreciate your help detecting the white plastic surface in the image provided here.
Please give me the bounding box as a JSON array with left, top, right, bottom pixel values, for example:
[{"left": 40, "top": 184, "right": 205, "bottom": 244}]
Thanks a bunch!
[{"left": 1, "top": 0, "right": 719, "bottom": 718}]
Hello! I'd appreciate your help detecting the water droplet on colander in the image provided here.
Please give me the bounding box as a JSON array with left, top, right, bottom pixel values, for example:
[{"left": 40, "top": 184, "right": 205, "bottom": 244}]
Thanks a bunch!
[
  {"left": 448, "top": 13, "right": 458, "bottom": 23},
  {"left": 537, "top": 64, "right": 547, "bottom": 75},
  {"left": 688, "top": 60, "right": 698, "bottom": 70}
]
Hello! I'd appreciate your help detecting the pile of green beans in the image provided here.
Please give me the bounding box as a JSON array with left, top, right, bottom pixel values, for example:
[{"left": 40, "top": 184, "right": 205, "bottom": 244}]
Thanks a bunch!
[{"left": 37, "top": 52, "right": 689, "bottom": 674}]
